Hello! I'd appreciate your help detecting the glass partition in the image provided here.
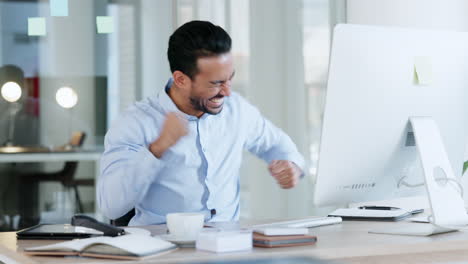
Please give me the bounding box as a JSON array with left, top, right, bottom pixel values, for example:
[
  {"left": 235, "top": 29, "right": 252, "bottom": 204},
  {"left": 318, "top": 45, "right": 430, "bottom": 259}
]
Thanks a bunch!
[{"left": 0, "top": 0, "right": 337, "bottom": 230}]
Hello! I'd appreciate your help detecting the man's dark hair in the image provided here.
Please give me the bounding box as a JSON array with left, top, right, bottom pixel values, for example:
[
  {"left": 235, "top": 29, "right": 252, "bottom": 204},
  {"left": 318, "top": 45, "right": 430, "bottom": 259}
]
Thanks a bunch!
[{"left": 168, "top": 20, "right": 232, "bottom": 80}]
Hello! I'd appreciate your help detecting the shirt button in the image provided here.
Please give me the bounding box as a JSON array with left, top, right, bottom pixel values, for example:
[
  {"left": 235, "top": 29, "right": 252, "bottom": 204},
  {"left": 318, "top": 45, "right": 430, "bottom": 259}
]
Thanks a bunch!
[{"left": 202, "top": 147, "right": 206, "bottom": 152}]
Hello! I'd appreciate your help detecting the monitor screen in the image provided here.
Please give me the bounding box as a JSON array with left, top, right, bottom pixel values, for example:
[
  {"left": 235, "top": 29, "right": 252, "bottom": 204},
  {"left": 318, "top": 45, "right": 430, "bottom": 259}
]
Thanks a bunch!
[{"left": 314, "top": 24, "right": 468, "bottom": 207}]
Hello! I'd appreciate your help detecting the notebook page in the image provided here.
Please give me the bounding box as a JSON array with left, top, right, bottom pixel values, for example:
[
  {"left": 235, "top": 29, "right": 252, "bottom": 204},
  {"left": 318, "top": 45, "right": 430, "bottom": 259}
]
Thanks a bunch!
[
  {"left": 25, "top": 236, "right": 113, "bottom": 252},
  {"left": 83, "top": 234, "right": 175, "bottom": 256}
]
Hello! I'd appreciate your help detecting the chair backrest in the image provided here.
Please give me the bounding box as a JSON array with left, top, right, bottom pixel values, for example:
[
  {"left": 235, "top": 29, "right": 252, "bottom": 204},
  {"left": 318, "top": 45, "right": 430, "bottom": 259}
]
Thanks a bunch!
[
  {"left": 111, "top": 209, "right": 136, "bottom": 226},
  {"left": 70, "top": 131, "right": 86, "bottom": 147},
  {"left": 61, "top": 132, "right": 86, "bottom": 186}
]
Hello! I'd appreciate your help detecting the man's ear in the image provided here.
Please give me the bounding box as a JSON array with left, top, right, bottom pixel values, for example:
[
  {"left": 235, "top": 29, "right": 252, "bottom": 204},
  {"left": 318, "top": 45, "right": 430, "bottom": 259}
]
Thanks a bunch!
[{"left": 172, "top": 71, "right": 191, "bottom": 89}]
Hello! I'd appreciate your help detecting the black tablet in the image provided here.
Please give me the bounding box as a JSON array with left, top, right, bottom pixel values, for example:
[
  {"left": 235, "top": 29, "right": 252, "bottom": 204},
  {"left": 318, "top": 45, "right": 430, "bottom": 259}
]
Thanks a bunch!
[{"left": 16, "top": 224, "right": 103, "bottom": 240}]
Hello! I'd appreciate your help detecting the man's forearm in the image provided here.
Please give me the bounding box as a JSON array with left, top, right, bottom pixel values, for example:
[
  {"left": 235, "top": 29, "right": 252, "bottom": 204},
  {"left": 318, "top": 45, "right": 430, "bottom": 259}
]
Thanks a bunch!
[{"left": 149, "top": 138, "right": 173, "bottom": 158}]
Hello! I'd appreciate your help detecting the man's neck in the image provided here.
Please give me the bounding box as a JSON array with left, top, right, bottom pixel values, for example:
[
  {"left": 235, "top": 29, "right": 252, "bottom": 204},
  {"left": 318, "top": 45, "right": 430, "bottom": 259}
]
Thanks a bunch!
[{"left": 167, "top": 84, "right": 203, "bottom": 118}]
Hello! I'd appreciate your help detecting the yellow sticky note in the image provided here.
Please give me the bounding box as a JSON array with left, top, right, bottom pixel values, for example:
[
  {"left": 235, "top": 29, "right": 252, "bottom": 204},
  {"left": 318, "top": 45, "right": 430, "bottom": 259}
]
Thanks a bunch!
[
  {"left": 414, "top": 56, "right": 432, "bottom": 85},
  {"left": 96, "top": 16, "right": 114, "bottom": 34},
  {"left": 28, "top": 17, "right": 46, "bottom": 36}
]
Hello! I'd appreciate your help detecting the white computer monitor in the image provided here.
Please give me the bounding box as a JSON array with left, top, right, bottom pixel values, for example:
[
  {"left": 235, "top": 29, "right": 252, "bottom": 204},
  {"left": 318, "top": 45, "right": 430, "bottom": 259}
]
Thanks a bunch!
[{"left": 314, "top": 24, "right": 468, "bottom": 219}]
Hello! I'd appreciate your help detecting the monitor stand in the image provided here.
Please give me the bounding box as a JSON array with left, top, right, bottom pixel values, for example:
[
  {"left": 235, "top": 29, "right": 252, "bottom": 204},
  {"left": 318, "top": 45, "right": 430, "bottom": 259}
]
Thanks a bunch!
[{"left": 371, "top": 117, "right": 468, "bottom": 236}]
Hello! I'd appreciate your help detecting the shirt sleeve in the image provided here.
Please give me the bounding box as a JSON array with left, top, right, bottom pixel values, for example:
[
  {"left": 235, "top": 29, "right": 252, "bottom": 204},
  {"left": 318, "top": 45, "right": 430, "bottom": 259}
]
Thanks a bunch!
[
  {"left": 241, "top": 96, "right": 305, "bottom": 173},
  {"left": 97, "top": 110, "right": 164, "bottom": 220}
]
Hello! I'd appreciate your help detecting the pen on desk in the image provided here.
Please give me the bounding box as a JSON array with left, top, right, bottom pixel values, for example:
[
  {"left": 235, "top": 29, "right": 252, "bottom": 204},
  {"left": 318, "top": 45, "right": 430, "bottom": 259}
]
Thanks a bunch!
[
  {"left": 358, "top": 206, "right": 400, "bottom": 210},
  {"left": 358, "top": 206, "right": 424, "bottom": 215}
]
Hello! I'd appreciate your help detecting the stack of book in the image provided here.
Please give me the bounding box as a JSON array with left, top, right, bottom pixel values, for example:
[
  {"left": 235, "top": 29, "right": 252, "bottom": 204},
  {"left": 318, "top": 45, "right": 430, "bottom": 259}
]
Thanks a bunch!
[{"left": 252, "top": 228, "right": 317, "bottom": 248}]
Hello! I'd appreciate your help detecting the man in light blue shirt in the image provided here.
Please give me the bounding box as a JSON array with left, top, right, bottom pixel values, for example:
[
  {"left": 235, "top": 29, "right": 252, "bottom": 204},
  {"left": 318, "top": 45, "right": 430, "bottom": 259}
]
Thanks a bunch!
[{"left": 98, "top": 21, "right": 304, "bottom": 225}]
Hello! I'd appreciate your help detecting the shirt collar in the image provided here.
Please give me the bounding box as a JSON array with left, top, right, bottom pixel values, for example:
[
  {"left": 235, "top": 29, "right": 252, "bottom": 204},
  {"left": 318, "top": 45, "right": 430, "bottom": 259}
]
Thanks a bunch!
[{"left": 158, "top": 78, "right": 198, "bottom": 121}]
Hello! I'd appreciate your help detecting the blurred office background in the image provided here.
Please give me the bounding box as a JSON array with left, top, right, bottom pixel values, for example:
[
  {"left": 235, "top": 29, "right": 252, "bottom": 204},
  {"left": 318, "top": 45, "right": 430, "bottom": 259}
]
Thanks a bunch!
[{"left": 0, "top": 0, "right": 468, "bottom": 231}]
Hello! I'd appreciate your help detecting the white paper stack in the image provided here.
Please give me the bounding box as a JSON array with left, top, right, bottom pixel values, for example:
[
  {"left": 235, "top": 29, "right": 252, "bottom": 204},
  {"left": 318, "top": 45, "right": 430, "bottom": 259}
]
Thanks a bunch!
[{"left": 196, "top": 228, "right": 252, "bottom": 253}]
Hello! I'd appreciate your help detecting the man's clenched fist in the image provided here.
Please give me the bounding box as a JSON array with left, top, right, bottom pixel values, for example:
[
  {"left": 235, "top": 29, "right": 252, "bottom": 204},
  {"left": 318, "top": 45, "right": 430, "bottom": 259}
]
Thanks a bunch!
[{"left": 268, "top": 160, "right": 302, "bottom": 189}]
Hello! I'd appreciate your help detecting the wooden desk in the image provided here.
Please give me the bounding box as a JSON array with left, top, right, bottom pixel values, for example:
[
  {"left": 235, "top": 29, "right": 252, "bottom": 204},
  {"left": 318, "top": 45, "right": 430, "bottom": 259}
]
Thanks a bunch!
[
  {"left": 2, "top": 220, "right": 468, "bottom": 264},
  {"left": 0, "top": 148, "right": 102, "bottom": 164},
  {"left": 0, "top": 148, "right": 102, "bottom": 183}
]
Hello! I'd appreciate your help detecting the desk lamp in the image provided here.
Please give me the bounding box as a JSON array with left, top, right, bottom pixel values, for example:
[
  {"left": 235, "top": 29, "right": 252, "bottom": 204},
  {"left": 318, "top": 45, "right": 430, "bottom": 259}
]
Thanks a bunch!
[
  {"left": 1, "top": 81, "right": 22, "bottom": 146},
  {"left": 55, "top": 86, "right": 78, "bottom": 150}
]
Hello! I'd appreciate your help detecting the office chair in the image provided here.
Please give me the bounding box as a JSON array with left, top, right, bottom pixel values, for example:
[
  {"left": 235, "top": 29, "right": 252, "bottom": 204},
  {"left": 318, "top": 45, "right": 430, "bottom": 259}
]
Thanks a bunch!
[
  {"left": 111, "top": 208, "right": 135, "bottom": 226},
  {"left": 19, "top": 132, "right": 93, "bottom": 221}
]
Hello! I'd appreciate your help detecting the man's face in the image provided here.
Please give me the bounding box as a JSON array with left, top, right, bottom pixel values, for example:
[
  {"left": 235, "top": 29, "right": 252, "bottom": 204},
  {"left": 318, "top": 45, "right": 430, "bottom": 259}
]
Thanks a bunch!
[{"left": 188, "top": 53, "right": 235, "bottom": 116}]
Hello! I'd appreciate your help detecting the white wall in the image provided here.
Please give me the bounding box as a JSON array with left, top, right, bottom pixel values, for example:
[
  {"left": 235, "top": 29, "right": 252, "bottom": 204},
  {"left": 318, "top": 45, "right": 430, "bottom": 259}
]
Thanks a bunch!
[
  {"left": 140, "top": 0, "right": 174, "bottom": 99},
  {"left": 246, "top": 0, "right": 311, "bottom": 220},
  {"left": 347, "top": 0, "right": 468, "bottom": 31}
]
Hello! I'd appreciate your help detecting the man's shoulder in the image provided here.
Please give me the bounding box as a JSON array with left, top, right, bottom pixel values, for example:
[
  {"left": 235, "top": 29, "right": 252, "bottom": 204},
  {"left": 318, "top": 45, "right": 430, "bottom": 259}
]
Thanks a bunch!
[
  {"left": 226, "top": 91, "right": 258, "bottom": 113},
  {"left": 112, "top": 95, "right": 164, "bottom": 126},
  {"left": 226, "top": 91, "right": 251, "bottom": 108}
]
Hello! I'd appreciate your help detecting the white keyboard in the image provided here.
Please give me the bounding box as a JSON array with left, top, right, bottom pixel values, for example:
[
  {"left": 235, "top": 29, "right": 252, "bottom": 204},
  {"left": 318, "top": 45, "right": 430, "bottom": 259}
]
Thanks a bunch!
[{"left": 251, "top": 216, "right": 342, "bottom": 228}]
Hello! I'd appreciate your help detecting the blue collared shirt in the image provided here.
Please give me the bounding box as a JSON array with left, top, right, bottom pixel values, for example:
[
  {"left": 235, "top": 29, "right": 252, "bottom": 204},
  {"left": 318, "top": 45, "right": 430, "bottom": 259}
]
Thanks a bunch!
[{"left": 98, "top": 80, "right": 305, "bottom": 225}]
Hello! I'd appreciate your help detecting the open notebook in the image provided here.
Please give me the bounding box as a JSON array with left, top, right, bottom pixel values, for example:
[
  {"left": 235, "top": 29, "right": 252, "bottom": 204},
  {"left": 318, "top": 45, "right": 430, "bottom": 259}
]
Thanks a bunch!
[{"left": 24, "top": 234, "right": 177, "bottom": 260}]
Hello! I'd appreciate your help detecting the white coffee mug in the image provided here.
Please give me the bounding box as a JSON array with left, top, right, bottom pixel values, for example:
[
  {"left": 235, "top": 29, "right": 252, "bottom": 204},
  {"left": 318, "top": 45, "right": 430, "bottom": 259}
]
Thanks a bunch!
[{"left": 166, "top": 212, "right": 204, "bottom": 239}]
